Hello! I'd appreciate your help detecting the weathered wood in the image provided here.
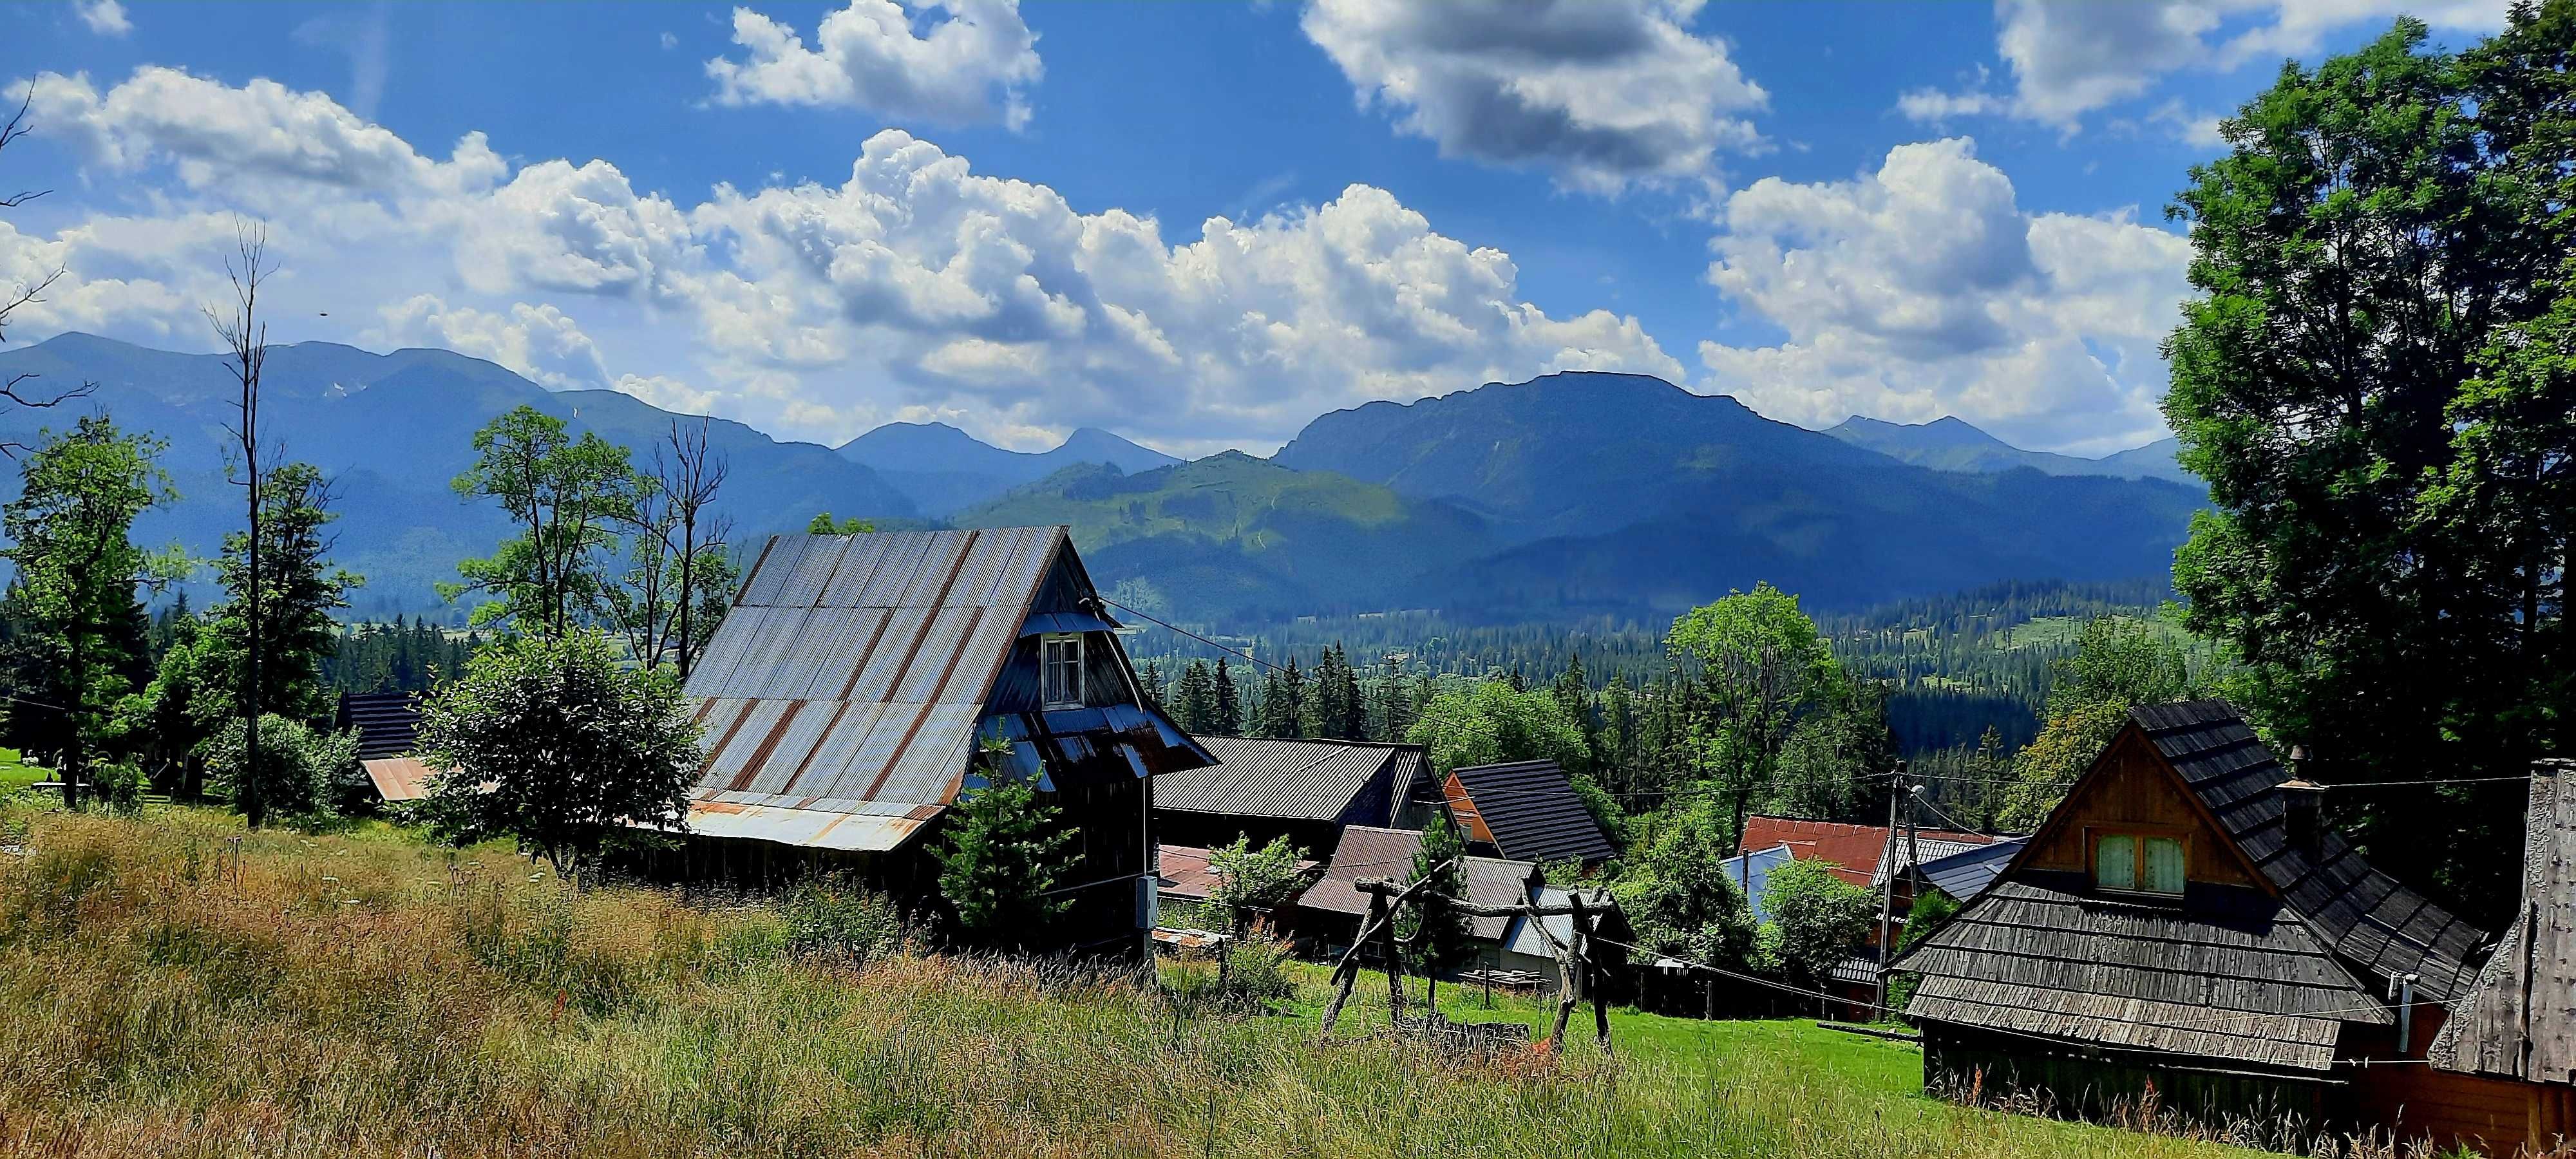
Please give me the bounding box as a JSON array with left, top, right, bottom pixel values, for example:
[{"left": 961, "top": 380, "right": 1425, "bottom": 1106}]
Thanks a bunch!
[
  {"left": 1578, "top": 895, "right": 1611, "bottom": 1054},
  {"left": 1316, "top": 862, "right": 1456, "bottom": 1039},
  {"left": 1354, "top": 877, "right": 1585, "bottom": 918},
  {"left": 1818, "top": 1021, "right": 1922, "bottom": 1043}
]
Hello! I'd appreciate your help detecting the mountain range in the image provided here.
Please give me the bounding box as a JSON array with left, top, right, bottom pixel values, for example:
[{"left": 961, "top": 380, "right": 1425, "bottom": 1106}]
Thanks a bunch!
[
  {"left": 1824, "top": 415, "right": 2192, "bottom": 486},
  {"left": 0, "top": 334, "right": 2206, "bottom": 624},
  {"left": 837, "top": 420, "right": 1177, "bottom": 516}
]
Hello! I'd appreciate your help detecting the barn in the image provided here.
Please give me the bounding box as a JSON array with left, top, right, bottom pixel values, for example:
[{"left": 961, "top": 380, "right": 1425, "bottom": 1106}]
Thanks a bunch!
[
  {"left": 665, "top": 527, "right": 1215, "bottom": 952},
  {"left": 1893, "top": 700, "right": 2490, "bottom": 1139}
]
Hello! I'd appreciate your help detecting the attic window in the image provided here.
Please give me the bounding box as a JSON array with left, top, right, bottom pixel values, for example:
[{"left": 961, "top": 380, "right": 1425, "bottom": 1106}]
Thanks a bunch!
[
  {"left": 1041, "top": 634, "right": 1083, "bottom": 710},
  {"left": 2092, "top": 832, "right": 2186, "bottom": 897}
]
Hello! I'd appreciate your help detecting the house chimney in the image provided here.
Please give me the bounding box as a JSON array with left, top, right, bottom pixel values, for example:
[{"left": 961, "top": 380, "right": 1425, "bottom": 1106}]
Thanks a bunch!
[{"left": 2278, "top": 777, "right": 2325, "bottom": 858}]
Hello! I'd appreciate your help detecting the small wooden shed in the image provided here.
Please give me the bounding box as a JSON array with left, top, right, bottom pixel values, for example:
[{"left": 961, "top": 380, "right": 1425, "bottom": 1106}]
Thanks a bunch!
[
  {"left": 2425, "top": 760, "right": 2576, "bottom": 1154},
  {"left": 1894, "top": 700, "right": 2490, "bottom": 1140}
]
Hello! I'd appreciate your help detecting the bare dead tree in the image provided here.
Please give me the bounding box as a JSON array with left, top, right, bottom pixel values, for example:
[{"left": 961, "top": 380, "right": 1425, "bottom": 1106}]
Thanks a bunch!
[
  {"left": 662, "top": 418, "right": 730, "bottom": 679},
  {"left": 206, "top": 221, "right": 272, "bottom": 829},
  {"left": 0, "top": 80, "right": 95, "bottom": 455}
]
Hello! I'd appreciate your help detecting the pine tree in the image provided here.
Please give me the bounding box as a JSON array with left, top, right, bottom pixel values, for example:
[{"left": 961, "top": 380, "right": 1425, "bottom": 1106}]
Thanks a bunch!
[
  {"left": 1260, "top": 657, "right": 1305, "bottom": 738},
  {"left": 1212, "top": 655, "right": 1242, "bottom": 735},
  {"left": 931, "top": 738, "right": 1079, "bottom": 950},
  {"left": 1398, "top": 811, "right": 1473, "bottom": 1008},
  {"left": 1171, "top": 660, "right": 1215, "bottom": 734},
  {"left": 1136, "top": 659, "right": 1165, "bottom": 709}
]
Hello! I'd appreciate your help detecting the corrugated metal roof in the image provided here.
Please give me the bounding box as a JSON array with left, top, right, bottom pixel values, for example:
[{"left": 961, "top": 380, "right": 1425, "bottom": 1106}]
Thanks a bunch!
[
  {"left": 1460, "top": 856, "right": 1540, "bottom": 942},
  {"left": 1154, "top": 842, "right": 1320, "bottom": 904},
  {"left": 1299, "top": 825, "right": 1427, "bottom": 917},
  {"left": 1918, "top": 837, "right": 2026, "bottom": 902},
  {"left": 1158, "top": 736, "right": 1429, "bottom": 825},
  {"left": 361, "top": 757, "right": 437, "bottom": 802},
  {"left": 1719, "top": 843, "right": 1798, "bottom": 922},
  {"left": 1738, "top": 816, "right": 2003, "bottom": 890},
  {"left": 673, "top": 527, "right": 1067, "bottom": 851},
  {"left": 1445, "top": 760, "right": 1616, "bottom": 865}
]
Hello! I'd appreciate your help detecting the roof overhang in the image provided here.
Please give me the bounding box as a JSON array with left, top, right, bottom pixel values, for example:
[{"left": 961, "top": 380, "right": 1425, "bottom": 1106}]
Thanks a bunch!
[{"left": 677, "top": 797, "right": 943, "bottom": 853}]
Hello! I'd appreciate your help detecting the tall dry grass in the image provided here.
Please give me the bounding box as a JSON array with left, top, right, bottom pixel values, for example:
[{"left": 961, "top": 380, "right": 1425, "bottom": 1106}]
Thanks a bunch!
[{"left": 0, "top": 804, "right": 2278, "bottom": 1158}]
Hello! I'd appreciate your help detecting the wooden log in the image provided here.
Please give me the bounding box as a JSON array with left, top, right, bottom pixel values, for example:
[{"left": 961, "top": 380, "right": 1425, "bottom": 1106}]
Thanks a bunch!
[
  {"left": 1577, "top": 896, "right": 1611, "bottom": 1055},
  {"left": 1316, "top": 864, "right": 1454, "bottom": 1039}
]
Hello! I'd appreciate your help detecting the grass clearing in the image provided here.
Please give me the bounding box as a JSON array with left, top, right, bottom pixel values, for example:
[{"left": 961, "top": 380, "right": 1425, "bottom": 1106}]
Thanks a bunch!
[
  {"left": 0, "top": 801, "right": 2276, "bottom": 1158},
  {"left": 0, "top": 748, "right": 49, "bottom": 796}
]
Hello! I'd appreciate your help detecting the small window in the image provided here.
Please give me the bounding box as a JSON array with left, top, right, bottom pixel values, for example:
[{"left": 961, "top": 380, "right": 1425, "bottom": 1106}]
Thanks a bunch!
[
  {"left": 1041, "top": 634, "right": 1084, "bottom": 709},
  {"left": 2094, "top": 834, "right": 2137, "bottom": 891},
  {"left": 2092, "top": 831, "right": 2186, "bottom": 897}
]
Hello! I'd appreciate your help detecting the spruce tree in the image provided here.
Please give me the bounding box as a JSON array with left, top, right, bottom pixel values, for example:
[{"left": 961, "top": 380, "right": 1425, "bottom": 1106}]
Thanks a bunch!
[
  {"left": 1260, "top": 658, "right": 1305, "bottom": 738},
  {"left": 931, "top": 738, "right": 1079, "bottom": 949},
  {"left": 1398, "top": 812, "right": 1474, "bottom": 1009},
  {"left": 1171, "top": 661, "right": 1215, "bottom": 734},
  {"left": 1212, "top": 655, "right": 1242, "bottom": 734}
]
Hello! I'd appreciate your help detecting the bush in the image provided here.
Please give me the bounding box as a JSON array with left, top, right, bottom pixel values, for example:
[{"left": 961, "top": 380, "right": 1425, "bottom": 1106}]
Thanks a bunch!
[
  {"left": 88, "top": 760, "right": 144, "bottom": 815},
  {"left": 780, "top": 872, "right": 913, "bottom": 964},
  {"left": 205, "top": 715, "right": 365, "bottom": 822},
  {"left": 1218, "top": 935, "right": 1297, "bottom": 1010}
]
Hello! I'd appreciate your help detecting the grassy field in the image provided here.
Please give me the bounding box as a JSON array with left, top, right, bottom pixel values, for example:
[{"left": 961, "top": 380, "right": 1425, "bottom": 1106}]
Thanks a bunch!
[
  {"left": 0, "top": 748, "right": 48, "bottom": 796},
  {"left": 0, "top": 802, "right": 2297, "bottom": 1159}
]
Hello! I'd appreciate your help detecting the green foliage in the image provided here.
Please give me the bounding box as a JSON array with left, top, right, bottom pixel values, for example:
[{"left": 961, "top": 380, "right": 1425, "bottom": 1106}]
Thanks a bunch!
[
  {"left": 2162, "top": 5, "right": 2576, "bottom": 909},
  {"left": 1396, "top": 812, "right": 1473, "bottom": 979},
  {"left": 1759, "top": 857, "right": 1875, "bottom": 989},
  {"left": 1304, "top": 643, "right": 1365, "bottom": 740},
  {"left": 779, "top": 872, "right": 913, "bottom": 963},
  {"left": 1995, "top": 617, "right": 2214, "bottom": 831},
  {"left": 0, "top": 415, "right": 181, "bottom": 804},
  {"left": 321, "top": 617, "right": 480, "bottom": 694},
  {"left": 805, "top": 513, "right": 875, "bottom": 535},
  {"left": 1885, "top": 887, "right": 1959, "bottom": 1018},
  {"left": 443, "top": 406, "right": 635, "bottom": 636},
  {"left": 1210, "top": 655, "right": 1241, "bottom": 735},
  {"left": 1667, "top": 584, "right": 1843, "bottom": 849},
  {"left": 207, "top": 462, "right": 363, "bottom": 726},
  {"left": 933, "top": 737, "right": 1079, "bottom": 948},
  {"left": 1256, "top": 657, "right": 1305, "bottom": 738},
  {"left": 415, "top": 628, "right": 699, "bottom": 877},
  {"left": 1205, "top": 834, "right": 1311, "bottom": 926},
  {"left": 1168, "top": 659, "right": 1217, "bottom": 733},
  {"left": 1405, "top": 678, "right": 1590, "bottom": 776},
  {"left": 206, "top": 713, "right": 365, "bottom": 822},
  {"left": 1615, "top": 801, "right": 1760, "bottom": 969}
]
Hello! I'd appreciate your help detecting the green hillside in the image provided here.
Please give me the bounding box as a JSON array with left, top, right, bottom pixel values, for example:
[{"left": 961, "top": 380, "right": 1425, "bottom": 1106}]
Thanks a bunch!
[{"left": 952, "top": 452, "right": 1495, "bottom": 621}]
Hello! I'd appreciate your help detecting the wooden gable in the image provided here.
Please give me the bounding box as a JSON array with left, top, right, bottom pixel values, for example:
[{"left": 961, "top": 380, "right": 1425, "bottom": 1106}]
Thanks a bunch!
[{"left": 2015, "top": 723, "right": 2264, "bottom": 891}]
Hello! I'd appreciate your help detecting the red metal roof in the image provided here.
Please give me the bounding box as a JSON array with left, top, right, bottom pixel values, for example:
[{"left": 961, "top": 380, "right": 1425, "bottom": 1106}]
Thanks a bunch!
[{"left": 1737, "top": 815, "right": 2000, "bottom": 889}]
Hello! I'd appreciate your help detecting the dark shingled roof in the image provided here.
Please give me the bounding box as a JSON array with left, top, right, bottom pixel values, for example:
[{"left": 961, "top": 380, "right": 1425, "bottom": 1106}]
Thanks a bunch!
[
  {"left": 1446, "top": 760, "right": 1616, "bottom": 865},
  {"left": 2430, "top": 762, "right": 2576, "bottom": 1084},
  {"left": 337, "top": 692, "right": 421, "bottom": 760},
  {"left": 2132, "top": 701, "right": 2484, "bottom": 1003},
  {"left": 1159, "top": 735, "right": 1430, "bottom": 825},
  {"left": 1897, "top": 700, "right": 2487, "bottom": 1072}
]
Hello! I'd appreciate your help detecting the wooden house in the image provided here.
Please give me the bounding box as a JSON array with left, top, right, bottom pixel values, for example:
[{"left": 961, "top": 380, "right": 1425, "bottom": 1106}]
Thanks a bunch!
[
  {"left": 1154, "top": 735, "right": 1434, "bottom": 856},
  {"left": 337, "top": 691, "right": 435, "bottom": 805},
  {"left": 2424, "top": 760, "right": 2576, "bottom": 1154},
  {"left": 666, "top": 527, "right": 1215, "bottom": 953},
  {"left": 1442, "top": 760, "right": 1616, "bottom": 867},
  {"left": 1893, "top": 701, "right": 2489, "bottom": 1137}
]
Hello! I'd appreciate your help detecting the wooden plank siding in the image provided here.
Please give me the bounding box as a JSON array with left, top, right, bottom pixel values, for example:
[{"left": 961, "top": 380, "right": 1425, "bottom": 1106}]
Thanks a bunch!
[{"left": 2019, "top": 728, "right": 2262, "bottom": 890}]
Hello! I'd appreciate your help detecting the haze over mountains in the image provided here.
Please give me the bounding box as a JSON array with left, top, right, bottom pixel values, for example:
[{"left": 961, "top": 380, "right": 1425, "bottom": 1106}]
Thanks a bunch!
[{"left": 0, "top": 334, "right": 2203, "bottom": 624}]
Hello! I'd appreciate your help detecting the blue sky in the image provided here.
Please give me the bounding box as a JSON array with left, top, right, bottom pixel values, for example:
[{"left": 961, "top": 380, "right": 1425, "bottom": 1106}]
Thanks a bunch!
[{"left": 0, "top": 0, "right": 2514, "bottom": 457}]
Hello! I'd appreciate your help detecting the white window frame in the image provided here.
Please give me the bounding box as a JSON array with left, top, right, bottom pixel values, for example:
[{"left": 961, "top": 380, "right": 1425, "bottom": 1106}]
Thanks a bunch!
[{"left": 1041, "top": 633, "right": 1084, "bottom": 710}]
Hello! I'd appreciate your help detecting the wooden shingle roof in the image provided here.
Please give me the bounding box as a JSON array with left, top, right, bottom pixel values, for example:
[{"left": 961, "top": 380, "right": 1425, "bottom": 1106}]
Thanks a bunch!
[
  {"left": 2429, "top": 762, "right": 2576, "bottom": 1084},
  {"left": 2134, "top": 701, "right": 2485, "bottom": 1002},
  {"left": 1896, "top": 700, "right": 2488, "bottom": 1072},
  {"left": 1445, "top": 760, "right": 1616, "bottom": 865}
]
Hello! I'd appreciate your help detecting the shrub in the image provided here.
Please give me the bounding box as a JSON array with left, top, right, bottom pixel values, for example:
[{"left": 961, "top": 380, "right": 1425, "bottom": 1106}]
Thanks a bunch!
[
  {"left": 205, "top": 715, "right": 364, "bottom": 822},
  {"left": 779, "top": 872, "right": 913, "bottom": 964}
]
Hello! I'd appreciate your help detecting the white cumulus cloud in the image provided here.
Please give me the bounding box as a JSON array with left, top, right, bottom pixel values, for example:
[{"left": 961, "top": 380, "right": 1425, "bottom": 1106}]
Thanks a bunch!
[
  {"left": 73, "top": 0, "right": 129, "bottom": 36},
  {"left": 1699, "top": 138, "right": 2192, "bottom": 453},
  {"left": 1902, "top": 0, "right": 2514, "bottom": 134},
  {"left": 9, "top": 68, "right": 1680, "bottom": 455},
  {"left": 705, "top": 0, "right": 1043, "bottom": 130},
  {"left": 1301, "top": 0, "right": 1766, "bottom": 194}
]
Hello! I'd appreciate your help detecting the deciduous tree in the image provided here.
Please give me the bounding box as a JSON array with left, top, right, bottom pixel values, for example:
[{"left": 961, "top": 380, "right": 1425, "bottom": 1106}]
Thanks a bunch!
[{"left": 1665, "top": 584, "right": 1841, "bottom": 851}]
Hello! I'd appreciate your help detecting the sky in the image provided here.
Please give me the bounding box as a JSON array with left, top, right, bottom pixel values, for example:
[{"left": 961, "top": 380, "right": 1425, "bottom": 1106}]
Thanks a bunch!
[{"left": 0, "top": 0, "right": 2518, "bottom": 458}]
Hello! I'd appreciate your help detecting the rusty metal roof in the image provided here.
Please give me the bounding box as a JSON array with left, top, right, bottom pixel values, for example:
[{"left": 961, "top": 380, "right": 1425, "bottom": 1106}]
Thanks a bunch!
[
  {"left": 675, "top": 527, "right": 1070, "bottom": 851},
  {"left": 361, "top": 757, "right": 437, "bottom": 802}
]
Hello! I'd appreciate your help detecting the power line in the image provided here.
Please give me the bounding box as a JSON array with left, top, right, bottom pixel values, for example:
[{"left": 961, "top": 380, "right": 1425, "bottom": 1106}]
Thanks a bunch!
[{"left": 1097, "top": 594, "right": 1299, "bottom": 679}]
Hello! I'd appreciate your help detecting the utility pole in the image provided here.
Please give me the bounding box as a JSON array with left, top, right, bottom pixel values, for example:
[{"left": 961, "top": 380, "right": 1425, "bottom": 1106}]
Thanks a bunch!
[{"left": 1873, "top": 760, "right": 1909, "bottom": 1015}]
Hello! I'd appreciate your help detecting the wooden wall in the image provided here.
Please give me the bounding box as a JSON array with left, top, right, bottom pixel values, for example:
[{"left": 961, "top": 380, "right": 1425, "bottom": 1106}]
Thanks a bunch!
[
  {"left": 2355, "top": 1063, "right": 2560, "bottom": 1156},
  {"left": 2022, "top": 729, "right": 2259, "bottom": 889},
  {"left": 1922, "top": 1024, "right": 2338, "bottom": 1128}
]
